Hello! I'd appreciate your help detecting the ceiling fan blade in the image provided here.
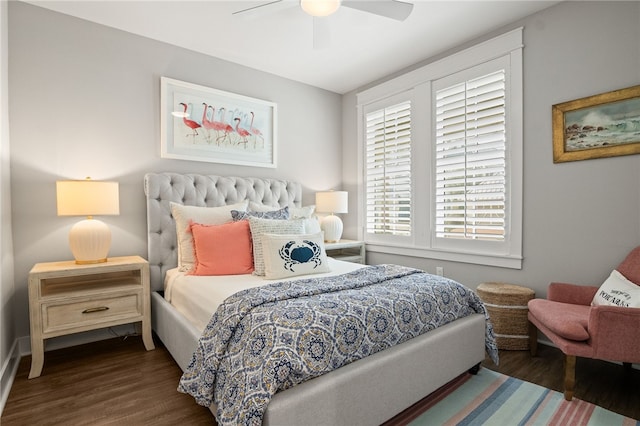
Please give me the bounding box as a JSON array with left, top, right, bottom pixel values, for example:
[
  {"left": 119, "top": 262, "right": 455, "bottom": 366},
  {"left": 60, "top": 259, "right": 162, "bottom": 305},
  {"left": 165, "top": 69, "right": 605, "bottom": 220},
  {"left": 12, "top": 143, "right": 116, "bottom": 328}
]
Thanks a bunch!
[
  {"left": 342, "top": 0, "right": 414, "bottom": 21},
  {"left": 313, "top": 17, "right": 331, "bottom": 50},
  {"left": 232, "top": 1, "right": 293, "bottom": 18}
]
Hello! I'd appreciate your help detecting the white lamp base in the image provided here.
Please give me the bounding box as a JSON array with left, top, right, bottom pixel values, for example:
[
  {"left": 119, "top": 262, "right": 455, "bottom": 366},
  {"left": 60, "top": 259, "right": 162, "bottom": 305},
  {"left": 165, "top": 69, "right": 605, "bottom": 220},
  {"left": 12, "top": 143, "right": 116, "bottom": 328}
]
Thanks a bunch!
[
  {"left": 68, "top": 218, "right": 112, "bottom": 264},
  {"left": 321, "top": 214, "right": 343, "bottom": 243}
]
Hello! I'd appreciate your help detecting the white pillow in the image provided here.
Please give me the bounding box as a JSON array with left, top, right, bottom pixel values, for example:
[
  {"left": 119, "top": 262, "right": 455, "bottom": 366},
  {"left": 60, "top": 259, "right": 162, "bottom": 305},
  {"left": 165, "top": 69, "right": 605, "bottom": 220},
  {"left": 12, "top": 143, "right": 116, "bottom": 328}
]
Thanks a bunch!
[
  {"left": 290, "top": 205, "right": 316, "bottom": 219},
  {"left": 248, "top": 202, "right": 281, "bottom": 212},
  {"left": 262, "top": 232, "right": 331, "bottom": 280},
  {"left": 248, "top": 217, "right": 305, "bottom": 276},
  {"left": 592, "top": 270, "right": 640, "bottom": 308},
  {"left": 248, "top": 202, "right": 320, "bottom": 234},
  {"left": 171, "top": 201, "right": 248, "bottom": 272},
  {"left": 302, "top": 217, "right": 321, "bottom": 234}
]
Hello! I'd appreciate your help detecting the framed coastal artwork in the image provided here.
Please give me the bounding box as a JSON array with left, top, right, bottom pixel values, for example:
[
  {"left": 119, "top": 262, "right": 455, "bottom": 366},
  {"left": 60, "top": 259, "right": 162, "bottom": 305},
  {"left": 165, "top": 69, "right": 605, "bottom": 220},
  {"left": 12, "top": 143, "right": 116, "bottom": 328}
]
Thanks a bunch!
[
  {"left": 160, "top": 77, "right": 277, "bottom": 168},
  {"left": 552, "top": 85, "right": 640, "bottom": 163}
]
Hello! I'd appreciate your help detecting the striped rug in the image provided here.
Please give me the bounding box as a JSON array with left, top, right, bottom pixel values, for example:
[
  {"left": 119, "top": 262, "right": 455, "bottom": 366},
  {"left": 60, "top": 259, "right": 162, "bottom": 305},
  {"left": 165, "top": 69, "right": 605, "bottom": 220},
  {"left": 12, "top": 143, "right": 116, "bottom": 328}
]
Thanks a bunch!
[{"left": 398, "top": 369, "right": 639, "bottom": 426}]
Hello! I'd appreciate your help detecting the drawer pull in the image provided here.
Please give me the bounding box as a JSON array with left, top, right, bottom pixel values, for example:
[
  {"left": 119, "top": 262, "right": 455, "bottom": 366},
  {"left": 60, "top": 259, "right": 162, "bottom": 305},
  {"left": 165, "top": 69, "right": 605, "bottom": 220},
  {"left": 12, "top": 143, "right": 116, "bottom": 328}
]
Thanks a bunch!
[{"left": 82, "top": 306, "right": 110, "bottom": 314}]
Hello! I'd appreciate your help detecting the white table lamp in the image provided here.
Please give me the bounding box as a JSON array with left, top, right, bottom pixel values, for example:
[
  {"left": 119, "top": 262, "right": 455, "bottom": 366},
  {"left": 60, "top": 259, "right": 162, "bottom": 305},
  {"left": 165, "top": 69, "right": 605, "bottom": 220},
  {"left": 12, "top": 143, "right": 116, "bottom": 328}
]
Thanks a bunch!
[
  {"left": 56, "top": 178, "right": 120, "bottom": 264},
  {"left": 316, "top": 190, "right": 348, "bottom": 243}
]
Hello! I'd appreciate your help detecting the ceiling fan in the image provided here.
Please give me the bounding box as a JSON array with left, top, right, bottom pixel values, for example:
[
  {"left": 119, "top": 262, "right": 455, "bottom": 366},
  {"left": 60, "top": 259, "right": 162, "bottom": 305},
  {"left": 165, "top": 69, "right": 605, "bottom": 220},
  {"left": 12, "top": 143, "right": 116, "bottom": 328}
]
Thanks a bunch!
[{"left": 233, "top": 0, "right": 414, "bottom": 49}]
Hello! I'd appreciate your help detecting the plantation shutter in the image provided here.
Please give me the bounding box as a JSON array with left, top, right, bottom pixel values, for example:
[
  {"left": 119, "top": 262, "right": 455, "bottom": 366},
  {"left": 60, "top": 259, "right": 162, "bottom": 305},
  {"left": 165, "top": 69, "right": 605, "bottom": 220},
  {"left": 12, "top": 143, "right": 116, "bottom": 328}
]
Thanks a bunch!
[
  {"left": 365, "top": 100, "right": 412, "bottom": 236},
  {"left": 435, "top": 70, "right": 506, "bottom": 241}
]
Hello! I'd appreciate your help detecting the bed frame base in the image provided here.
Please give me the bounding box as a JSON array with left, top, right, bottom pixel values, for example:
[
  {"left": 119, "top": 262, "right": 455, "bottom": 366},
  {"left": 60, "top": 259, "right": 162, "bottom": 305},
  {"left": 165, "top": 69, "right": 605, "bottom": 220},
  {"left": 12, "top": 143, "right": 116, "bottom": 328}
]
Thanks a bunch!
[
  {"left": 263, "top": 313, "right": 485, "bottom": 426},
  {"left": 152, "top": 291, "right": 485, "bottom": 426}
]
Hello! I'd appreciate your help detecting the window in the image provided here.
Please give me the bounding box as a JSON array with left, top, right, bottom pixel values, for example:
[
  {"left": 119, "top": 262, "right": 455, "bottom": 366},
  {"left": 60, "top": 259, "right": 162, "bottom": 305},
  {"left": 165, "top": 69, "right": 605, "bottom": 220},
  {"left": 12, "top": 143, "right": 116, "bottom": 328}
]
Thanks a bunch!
[
  {"left": 434, "top": 70, "right": 506, "bottom": 242},
  {"left": 357, "top": 29, "right": 523, "bottom": 269},
  {"left": 365, "top": 99, "right": 412, "bottom": 238}
]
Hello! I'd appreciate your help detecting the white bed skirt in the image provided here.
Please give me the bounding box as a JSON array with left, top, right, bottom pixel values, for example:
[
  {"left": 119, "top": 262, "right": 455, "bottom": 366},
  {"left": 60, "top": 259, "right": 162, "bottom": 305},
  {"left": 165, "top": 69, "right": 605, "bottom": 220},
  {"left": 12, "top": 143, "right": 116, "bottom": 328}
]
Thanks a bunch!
[{"left": 152, "top": 291, "right": 486, "bottom": 426}]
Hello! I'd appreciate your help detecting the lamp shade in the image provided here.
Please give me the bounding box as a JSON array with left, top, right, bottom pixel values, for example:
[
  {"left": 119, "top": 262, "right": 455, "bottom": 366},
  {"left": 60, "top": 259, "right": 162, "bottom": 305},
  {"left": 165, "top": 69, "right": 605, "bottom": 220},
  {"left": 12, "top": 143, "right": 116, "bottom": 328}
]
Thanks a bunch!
[
  {"left": 56, "top": 180, "right": 120, "bottom": 217},
  {"left": 315, "top": 191, "right": 348, "bottom": 214},
  {"left": 300, "top": 0, "right": 341, "bottom": 17},
  {"left": 56, "top": 179, "right": 119, "bottom": 264}
]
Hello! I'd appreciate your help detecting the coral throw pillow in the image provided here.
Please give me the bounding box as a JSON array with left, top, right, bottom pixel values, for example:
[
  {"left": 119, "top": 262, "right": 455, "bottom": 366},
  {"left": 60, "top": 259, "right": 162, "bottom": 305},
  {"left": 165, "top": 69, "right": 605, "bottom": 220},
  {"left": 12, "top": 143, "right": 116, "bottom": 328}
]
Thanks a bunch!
[
  {"left": 190, "top": 220, "right": 254, "bottom": 276},
  {"left": 171, "top": 201, "right": 248, "bottom": 272}
]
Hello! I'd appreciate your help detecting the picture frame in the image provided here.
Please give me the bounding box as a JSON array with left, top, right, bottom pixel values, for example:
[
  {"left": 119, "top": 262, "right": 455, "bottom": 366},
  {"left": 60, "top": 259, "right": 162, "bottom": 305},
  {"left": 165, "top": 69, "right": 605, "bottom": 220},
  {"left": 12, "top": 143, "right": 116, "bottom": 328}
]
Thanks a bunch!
[
  {"left": 160, "top": 77, "right": 277, "bottom": 168},
  {"left": 552, "top": 85, "right": 640, "bottom": 163}
]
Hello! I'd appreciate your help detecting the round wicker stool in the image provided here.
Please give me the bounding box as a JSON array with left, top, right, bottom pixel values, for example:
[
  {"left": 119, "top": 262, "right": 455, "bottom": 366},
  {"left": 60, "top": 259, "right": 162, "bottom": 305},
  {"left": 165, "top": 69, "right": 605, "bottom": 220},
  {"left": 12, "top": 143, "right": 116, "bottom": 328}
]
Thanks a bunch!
[{"left": 477, "top": 282, "right": 535, "bottom": 350}]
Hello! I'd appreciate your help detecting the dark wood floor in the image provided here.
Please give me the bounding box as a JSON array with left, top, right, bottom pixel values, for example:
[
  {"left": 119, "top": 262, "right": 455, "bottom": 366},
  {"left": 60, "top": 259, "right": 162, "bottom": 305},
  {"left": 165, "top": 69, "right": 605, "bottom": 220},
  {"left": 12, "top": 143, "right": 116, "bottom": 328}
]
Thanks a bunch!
[
  {"left": 1, "top": 336, "right": 214, "bottom": 425},
  {"left": 2, "top": 335, "right": 639, "bottom": 425}
]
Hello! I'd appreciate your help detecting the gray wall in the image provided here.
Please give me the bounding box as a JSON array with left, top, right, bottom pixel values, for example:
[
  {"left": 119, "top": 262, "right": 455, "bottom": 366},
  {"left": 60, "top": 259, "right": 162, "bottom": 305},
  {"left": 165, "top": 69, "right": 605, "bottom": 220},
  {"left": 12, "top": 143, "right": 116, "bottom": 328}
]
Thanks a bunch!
[
  {"left": 6, "top": 1, "right": 640, "bottom": 350},
  {"left": 1, "top": 0, "right": 17, "bottom": 410},
  {"left": 8, "top": 2, "right": 343, "bottom": 339},
  {"left": 343, "top": 1, "right": 640, "bottom": 296}
]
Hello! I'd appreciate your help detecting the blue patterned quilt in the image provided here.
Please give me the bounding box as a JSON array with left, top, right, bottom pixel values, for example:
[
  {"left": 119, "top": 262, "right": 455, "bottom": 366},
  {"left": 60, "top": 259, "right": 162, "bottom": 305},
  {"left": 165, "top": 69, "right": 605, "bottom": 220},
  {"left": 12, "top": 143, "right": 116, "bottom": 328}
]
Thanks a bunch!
[{"left": 178, "top": 264, "right": 498, "bottom": 425}]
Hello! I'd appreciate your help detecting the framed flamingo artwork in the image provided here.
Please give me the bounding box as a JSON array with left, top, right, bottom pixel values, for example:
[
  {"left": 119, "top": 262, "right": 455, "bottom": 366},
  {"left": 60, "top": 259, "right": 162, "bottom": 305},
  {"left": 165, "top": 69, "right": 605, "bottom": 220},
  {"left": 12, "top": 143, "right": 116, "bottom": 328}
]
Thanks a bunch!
[{"left": 160, "top": 77, "right": 277, "bottom": 168}]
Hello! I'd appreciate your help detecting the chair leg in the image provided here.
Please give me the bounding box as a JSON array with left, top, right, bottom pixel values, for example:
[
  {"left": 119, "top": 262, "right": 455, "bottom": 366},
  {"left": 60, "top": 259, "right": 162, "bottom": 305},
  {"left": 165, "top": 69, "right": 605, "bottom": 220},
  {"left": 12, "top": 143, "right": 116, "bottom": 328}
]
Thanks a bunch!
[
  {"left": 563, "top": 355, "right": 576, "bottom": 401},
  {"left": 528, "top": 321, "right": 538, "bottom": 357}
]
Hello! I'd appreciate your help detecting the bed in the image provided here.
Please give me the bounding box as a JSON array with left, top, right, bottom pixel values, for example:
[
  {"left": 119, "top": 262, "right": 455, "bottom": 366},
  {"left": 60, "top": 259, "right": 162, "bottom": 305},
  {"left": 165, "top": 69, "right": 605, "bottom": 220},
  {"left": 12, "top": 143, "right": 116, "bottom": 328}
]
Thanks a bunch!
[{"left": 144, "top": 172, "right": 497, "bottom": 426}]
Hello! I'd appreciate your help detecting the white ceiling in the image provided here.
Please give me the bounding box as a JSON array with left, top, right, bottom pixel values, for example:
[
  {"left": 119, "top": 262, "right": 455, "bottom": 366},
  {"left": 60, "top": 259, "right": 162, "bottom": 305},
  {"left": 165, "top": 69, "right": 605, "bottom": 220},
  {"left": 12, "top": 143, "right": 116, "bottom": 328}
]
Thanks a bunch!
[{"left": 24, "top": 0, "right": 560, "bottom": 94}]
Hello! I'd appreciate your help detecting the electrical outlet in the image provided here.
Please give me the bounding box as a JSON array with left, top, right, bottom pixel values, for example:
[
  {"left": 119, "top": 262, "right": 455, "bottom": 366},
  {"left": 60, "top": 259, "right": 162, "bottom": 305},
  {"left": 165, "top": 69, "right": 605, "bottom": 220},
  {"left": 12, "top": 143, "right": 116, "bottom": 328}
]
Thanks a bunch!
[{"left": 436, "top": 266, "right": 444, "bottom": 276}]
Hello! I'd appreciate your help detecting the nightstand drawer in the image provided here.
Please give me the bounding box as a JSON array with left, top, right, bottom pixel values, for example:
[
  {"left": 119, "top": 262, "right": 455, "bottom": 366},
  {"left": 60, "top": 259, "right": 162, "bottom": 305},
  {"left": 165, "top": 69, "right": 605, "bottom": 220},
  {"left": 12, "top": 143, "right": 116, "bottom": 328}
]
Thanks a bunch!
[{"left": 43, "top": 293, "right": 141, "bottom": 333}]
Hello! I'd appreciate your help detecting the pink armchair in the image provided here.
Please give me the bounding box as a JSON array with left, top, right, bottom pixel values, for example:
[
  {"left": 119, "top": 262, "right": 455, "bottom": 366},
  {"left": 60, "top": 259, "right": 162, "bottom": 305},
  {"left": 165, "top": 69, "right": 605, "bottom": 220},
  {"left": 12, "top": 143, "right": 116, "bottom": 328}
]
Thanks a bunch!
[{"left": 527, "top": 246, "right": 640, "bottom": 400}]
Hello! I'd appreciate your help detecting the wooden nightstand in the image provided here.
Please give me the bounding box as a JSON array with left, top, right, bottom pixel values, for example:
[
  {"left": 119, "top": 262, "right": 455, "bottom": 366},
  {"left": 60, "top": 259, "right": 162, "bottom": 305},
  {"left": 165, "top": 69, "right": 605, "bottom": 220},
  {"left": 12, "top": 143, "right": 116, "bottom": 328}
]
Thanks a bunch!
[
  {"left": 325, "top": 239, "right": 366, "bottom": 264},
  {"left": 28, "top": 255, "right": 155, "bottom": 378}
]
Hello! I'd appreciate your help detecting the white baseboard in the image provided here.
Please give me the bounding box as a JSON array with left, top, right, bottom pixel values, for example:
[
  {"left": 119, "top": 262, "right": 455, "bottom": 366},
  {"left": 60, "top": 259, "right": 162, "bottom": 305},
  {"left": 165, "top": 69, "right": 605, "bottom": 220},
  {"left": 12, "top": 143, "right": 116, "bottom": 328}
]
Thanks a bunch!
[
  {"left": 0, "top": 338, "right": 21, "bottom": 416},
  {"left": 17, "top": 324, "right": 138, "bottom": 356}
]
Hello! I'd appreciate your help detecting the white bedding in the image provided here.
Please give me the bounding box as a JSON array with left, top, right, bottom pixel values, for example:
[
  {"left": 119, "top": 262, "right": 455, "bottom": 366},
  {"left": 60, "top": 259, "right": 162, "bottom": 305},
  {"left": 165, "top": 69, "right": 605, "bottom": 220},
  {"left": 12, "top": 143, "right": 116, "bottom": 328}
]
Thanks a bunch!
[{"left": 164, "top": 257, "right": 365, "bottom": 332}]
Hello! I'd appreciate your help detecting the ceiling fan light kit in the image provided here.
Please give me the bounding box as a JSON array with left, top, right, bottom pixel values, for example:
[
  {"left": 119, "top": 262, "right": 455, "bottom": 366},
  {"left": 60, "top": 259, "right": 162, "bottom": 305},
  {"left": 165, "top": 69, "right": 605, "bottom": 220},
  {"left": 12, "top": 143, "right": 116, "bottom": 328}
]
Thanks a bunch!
[
  {"left": 301, "top": 0, "right": 342, "bottom": 17},
  {"left": 232, "top": 0, "right": 413, "bottom": 49},
  {"left": 234, "top": 1, "right": 413, "bottom": 22}
]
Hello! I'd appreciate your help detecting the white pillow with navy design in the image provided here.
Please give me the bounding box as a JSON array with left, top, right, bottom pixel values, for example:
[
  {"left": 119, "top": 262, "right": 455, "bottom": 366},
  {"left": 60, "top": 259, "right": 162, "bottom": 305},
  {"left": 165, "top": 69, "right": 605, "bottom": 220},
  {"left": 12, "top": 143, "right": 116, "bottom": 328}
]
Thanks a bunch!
[
  {"left": 248, "top": 217, "right": 305, "bottom": 276},
  {"left": 591, "top": 269, "right": 640, "bottom": 308},
  {"left": 261, "top": 232, "right": 331, "bottom": 279}
]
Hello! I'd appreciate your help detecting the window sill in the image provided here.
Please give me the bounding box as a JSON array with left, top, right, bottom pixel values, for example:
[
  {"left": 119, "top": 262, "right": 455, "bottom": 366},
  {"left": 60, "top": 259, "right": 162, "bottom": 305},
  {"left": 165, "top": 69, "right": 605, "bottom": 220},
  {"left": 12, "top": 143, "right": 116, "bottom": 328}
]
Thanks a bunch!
[{"left": 365, "top": 243, "right": 522, "bottom": 269}]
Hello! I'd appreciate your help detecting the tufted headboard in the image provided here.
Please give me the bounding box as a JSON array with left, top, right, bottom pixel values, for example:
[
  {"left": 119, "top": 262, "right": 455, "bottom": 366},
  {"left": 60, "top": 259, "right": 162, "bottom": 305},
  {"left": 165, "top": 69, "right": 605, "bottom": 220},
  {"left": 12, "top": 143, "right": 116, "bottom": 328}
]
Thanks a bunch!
[{"left": 144, "top": 173, "right": 302, "bottom": 292}]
